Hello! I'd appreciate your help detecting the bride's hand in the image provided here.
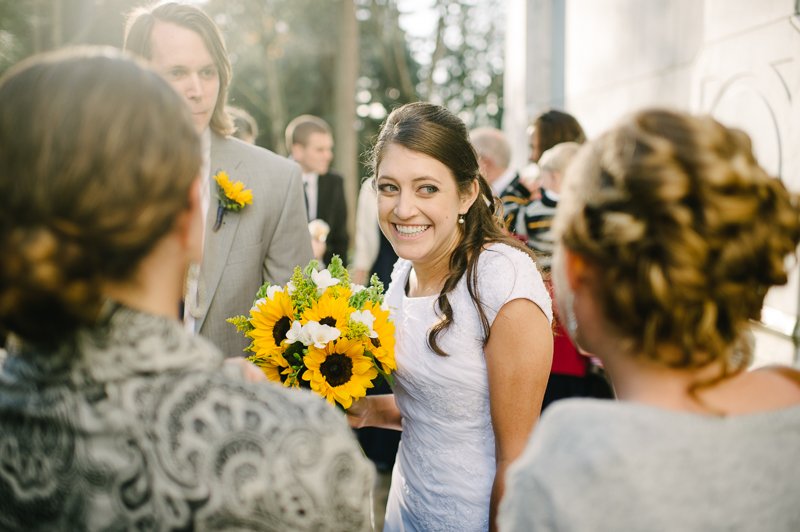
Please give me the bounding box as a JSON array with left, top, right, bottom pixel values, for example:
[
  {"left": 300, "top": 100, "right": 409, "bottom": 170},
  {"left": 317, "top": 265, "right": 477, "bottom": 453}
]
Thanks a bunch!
[{"left": 346, "top": 396, "right": 370, "bottom": 429}]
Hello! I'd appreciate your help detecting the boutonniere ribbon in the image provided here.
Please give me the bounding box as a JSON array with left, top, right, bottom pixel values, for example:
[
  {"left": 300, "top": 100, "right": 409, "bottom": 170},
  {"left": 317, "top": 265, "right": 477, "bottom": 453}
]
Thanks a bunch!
[{"left": 212, "top": 170, "right": 253, "bottom": 232}]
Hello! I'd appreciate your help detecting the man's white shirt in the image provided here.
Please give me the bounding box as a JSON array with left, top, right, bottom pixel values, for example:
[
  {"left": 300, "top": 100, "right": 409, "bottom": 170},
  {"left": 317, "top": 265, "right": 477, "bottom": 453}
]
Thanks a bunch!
[
  {"left": 302, "top": 171, "right": 319, "bottom": 221},
  {"left": 184, "top": 127, "right": 212, "bottom": 333}
]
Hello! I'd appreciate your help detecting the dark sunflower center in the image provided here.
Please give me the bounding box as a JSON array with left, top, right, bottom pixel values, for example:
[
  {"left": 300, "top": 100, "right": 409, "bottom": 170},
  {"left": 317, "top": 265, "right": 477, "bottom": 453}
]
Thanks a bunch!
[
  {"left": 319, "top": 316, "right": 337, "bottom": 327},
  {"left": 370, "top": 337, "right": 381, "bottom": 348},
  {"left": 319, "top": 354, "right": 353, "bottom": 387},
  {"left": 273, "top": 316, "right": 292, "bottom": 345}
]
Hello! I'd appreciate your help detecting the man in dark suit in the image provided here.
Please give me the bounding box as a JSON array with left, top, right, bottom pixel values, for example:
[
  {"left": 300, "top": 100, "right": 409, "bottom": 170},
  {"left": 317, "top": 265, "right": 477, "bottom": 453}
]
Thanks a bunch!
[
  {"left": 124, "top": 3, "right": 313, "bottom": 356},
  {"left": 286, "top": 115, "right": 349, "bottom": 267}
]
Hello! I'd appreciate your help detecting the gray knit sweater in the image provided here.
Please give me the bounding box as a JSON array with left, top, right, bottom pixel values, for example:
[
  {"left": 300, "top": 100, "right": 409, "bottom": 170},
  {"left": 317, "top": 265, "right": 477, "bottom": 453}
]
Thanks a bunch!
[{"left": 499, "top": 398, "right": 800, "bottom": 531}]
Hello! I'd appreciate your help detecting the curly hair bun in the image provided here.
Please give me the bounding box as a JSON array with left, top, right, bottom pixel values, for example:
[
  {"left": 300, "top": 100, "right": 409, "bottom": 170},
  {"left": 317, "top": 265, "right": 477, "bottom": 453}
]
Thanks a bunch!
[
  {"left": 556, "top": 109, "right": 800, "bottom": 371},
  {"left": 0, "top": 47, "right": 200, "bottom": 345}
]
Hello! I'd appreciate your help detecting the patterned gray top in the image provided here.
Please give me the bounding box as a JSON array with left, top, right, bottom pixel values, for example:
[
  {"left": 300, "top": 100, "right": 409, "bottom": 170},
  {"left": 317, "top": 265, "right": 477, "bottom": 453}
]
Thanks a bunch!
[{"left": 0, "top": 304, "right": 373, "bottom": 531}]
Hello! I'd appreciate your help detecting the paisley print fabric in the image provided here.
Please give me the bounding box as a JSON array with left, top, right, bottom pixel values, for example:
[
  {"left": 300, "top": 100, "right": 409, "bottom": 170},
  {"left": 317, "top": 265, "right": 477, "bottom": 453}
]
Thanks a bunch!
[{"left": 0, "top": 304, "right": 373, "bottom": 531}]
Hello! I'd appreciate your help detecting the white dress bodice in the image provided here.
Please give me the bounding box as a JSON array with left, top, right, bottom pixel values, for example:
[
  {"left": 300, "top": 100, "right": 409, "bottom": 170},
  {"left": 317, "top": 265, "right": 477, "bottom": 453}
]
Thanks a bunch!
[{"left": 383, "top": 243, "right": 552, "bottom": 532}]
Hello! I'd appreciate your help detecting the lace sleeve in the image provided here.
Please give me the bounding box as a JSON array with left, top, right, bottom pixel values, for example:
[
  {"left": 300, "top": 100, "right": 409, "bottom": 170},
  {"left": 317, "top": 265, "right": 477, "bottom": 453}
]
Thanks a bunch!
[{"left": 475, "top": 243, "right": 553, "bottom": 327}]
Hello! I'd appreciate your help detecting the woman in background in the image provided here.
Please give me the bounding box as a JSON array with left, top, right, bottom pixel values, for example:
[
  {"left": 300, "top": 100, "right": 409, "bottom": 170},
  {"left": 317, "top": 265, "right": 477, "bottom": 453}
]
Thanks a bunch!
[
  {"left": 0, "top": 47, "right": 372, "bottom": 531},
  {"left": 499, "top": 109, "right": 800, "bottom": 531}
]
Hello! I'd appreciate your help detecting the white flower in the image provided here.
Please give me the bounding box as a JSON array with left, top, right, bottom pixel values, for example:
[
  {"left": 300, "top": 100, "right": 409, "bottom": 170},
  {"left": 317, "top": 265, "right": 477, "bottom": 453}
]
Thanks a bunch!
[
  {"left": 284, "top": 320, "right": 341, "bottom": 348},
  {"left": 311, "top": 268, "right": 340, "bottom": 293},
  {"left": 304, "top": 321, "right": 341, "bottom": 348},
  {"left": 350, "top": 283, "right": 366, "bottom": 294},
  {"left": 266, "top": 285, "right": 284, "bottom": 300},
  {"left": 286, "top": 280, "right": 296, "bottom": 295},
  {"left": 284, "top": 320, "right": 310, "bottom": 345},
  {"left": 250, "top": 297, "right": 267, "bottom": 313},
  {"left": 350, "top": 309, "right": 378, "bottom": 338}
]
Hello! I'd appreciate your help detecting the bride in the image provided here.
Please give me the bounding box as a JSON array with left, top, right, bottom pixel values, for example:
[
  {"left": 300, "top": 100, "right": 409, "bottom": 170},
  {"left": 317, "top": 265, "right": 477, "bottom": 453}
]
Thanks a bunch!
[{"left": 347, "top": 102, "right": 554, "bottom": 531}]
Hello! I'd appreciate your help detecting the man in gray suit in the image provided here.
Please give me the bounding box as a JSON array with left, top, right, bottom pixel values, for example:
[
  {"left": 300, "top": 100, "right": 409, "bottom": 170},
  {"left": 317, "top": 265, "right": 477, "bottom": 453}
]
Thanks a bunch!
[{"left": 124, "top": 3, "right": 313, "bottom": 356}]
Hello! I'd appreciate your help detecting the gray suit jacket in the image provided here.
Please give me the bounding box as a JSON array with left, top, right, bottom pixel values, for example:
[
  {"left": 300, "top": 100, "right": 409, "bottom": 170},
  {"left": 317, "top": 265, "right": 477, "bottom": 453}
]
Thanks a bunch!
[{"left": 195, "top": 133, "right": 313, "bottom": 356}]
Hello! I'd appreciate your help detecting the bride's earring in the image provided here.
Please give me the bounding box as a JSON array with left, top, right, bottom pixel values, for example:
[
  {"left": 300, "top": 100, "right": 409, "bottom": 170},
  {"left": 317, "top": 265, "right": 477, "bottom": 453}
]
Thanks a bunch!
[
  {"left": 458, "top": 214, "right": 465, "bottom": 225},
  {"left": 566, "top": 292, "right": 578, "bottom": 335}
]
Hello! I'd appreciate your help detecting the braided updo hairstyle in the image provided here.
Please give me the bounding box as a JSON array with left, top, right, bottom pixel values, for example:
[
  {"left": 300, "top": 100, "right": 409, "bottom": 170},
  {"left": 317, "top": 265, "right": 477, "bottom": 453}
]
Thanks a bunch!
[
  {"left": 554, "top": 109, "right": 800, "bottom": 374},
  {"left": 371, "top": 102, "right": 538, "bottom": 356},
  {"left": 0, "top": 47, "right": 200, "bottom": 346}
]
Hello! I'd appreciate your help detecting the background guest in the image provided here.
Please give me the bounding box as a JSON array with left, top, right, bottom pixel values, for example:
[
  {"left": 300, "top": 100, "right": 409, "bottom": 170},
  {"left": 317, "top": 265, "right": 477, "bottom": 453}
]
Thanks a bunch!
[
  {"left": 520, "top": 108, "right": 587, "bottom": 196},
  {"left": 0, "top": 47, "right": 373, "bottom": 531},
  {"left": 527, "top": 108, "right": 586, "bottom": 165},
  {"left": 470, "top": 127, "right": 532, "bottom": 238},
  {"left": 524, "top": 142, "right": 615, "bottom": 409},
  {"left": 500, "top": 109, "right": 800, "bottom": 531},
  {"left": 286, "top": 114, "right": 349, "bottom": 267},
  {"left": 227, "top": 105, "right": 259, "bottom": 144}
]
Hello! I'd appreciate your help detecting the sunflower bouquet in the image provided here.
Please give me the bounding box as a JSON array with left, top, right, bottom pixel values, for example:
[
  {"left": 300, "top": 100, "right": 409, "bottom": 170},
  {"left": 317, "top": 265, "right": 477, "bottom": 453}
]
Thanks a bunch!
[{"left": 227, "top": 256, "right": 395, "bottom": 409}]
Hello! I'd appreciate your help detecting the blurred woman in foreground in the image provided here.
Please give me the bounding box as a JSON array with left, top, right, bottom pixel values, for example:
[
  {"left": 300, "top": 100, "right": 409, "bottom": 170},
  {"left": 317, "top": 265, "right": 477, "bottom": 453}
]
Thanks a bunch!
[
  {"left": 0, "top": 48, "right": 372, "bottom": 531},
  {"left": 500, "top": 109, "right": 800, "bottom": 531}
]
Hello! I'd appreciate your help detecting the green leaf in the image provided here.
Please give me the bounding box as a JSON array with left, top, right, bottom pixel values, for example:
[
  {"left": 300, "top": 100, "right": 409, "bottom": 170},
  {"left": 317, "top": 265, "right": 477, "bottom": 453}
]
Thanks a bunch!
[{"left": 254, "top": 281, "right": 271, "bottom": 304}]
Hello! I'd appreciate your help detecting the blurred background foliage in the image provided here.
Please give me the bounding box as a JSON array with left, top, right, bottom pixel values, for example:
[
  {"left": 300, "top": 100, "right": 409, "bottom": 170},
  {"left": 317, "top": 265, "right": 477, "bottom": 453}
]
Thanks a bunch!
[{"left": 0, "top": 0, "right": 505, "bottom": 185}]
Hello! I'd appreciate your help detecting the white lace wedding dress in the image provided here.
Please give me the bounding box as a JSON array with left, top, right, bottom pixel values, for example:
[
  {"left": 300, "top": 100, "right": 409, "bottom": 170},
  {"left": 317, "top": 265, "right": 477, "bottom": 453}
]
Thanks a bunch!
[{"left": 382, "top": 243, "right": 552, "bottom": 532}]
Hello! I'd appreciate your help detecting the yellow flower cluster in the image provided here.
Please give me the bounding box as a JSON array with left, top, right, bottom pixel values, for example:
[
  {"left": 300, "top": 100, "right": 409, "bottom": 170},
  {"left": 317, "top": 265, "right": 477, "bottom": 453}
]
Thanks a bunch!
[
  {"left": 233, "top": 258, "right": 395, "bottom": 410},
  {"left": 214, "top": 171, "right": 253, "bottom": 209}
]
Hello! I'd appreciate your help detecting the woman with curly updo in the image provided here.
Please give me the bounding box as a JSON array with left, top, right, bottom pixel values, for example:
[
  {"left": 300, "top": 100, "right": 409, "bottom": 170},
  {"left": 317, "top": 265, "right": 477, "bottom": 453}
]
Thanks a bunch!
[
  {"left": 0, "top": 48, "right": 373, "bottom": 531},
  {"left": 346, "top": 102, "right": 554, "bottom": 532},
  {"left": 499, "top": 109, "right": 800, "bottom": 531}
]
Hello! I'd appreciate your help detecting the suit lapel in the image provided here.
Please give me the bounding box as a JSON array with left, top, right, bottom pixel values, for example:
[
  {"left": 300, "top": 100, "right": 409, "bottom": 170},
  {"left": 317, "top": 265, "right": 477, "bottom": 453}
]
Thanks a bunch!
[{"left": 197, "top": 133, "right": 242, "bottom": 332}]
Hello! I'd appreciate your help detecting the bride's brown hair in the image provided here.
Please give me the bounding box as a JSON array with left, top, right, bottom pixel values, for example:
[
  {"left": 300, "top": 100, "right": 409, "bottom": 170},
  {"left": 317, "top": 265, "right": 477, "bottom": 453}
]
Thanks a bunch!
[{"left": 371, "top": 102, "right": 538, "bottom": 356}]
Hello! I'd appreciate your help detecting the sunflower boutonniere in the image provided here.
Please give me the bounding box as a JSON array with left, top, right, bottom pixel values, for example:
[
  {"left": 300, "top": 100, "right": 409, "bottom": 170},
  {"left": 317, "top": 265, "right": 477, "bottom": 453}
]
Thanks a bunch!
[{"left": 212, "top": 170, "right": 253, "bottom": 231}]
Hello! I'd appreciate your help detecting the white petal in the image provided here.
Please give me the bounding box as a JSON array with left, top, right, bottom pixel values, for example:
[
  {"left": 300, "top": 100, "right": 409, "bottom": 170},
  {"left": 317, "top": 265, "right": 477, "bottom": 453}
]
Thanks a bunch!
[
  {"left": 311, "top": 268, "right": 340, "bottom": 292},
  {"left": 350, "top": 283, "right": 366, "bottom": 294},
  {"left": 250, "top": 297, "right": 267, "bottom": 313},
  {"left": 284, "top": 321, "right": 304, "bottom": 343},
  {"left": 266, "top": 285, "right": 284, "bottom": 301}
]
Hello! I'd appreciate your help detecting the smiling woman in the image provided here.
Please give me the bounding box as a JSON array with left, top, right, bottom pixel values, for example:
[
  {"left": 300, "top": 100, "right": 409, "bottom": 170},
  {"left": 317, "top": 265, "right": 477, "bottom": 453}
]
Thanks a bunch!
[{"left": 347, "top": 102, "right": 554, "bottom": 532}]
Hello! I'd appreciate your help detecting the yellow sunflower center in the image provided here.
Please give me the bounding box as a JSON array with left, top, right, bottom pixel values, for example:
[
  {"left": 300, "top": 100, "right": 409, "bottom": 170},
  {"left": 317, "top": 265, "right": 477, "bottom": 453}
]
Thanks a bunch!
[
  {"left": 273, "top": 316, "right": 292, "bottom": 345},
  {"left": 319, "top": 316, "right": 337, "bottom": 327},
  {"left": 319, "top": 353, "right": 353, "bottom": 387}
]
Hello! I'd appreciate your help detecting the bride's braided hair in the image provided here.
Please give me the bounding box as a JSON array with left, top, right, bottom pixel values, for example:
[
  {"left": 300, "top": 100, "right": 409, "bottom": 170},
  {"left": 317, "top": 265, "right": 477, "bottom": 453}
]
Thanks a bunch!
[
  {"left": 371, "top": 102, "right": 538, "bottom": 356},
  {"left": 554, "top": 109, "right": 800, "bottom": 373},
  {"left": 0, "top": 48, "right": 200, "bottom": 345}
]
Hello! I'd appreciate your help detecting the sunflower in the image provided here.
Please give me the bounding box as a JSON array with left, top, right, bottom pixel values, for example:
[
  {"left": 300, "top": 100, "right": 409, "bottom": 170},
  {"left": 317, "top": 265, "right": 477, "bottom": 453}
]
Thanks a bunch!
[
  {"left": 362, "top": 300, "right": 396, "bottom": 372},
  {"left": 249, "top": 351, "right": 290, "bottom": 383},
  {"left": 301, "top": 290, "right": 352, "bottom": 331},
  {"left": 303, "top": 338, "right": 378, "bottom": 409},
  {"left": 214, "top": 171, "right": 253, "bottom": 209},
  {"left": 248, "top": 291, "right": 294, "bottom": 357}
]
